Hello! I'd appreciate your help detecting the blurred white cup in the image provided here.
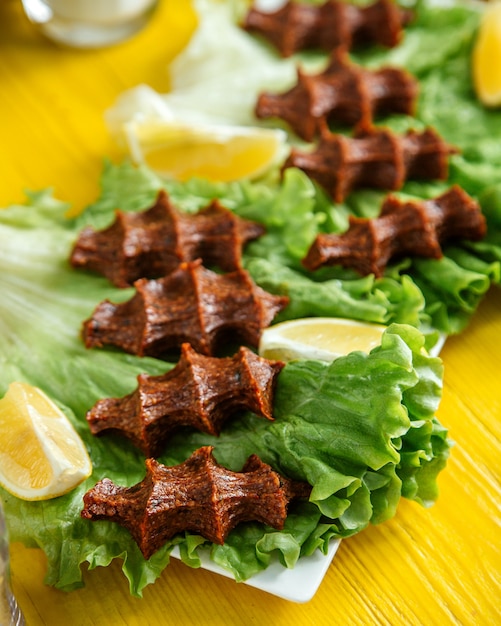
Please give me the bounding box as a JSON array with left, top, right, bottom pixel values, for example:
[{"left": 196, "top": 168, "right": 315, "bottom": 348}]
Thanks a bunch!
[{"left": 20, "top": 0, "right": 159, "bottom": 48}]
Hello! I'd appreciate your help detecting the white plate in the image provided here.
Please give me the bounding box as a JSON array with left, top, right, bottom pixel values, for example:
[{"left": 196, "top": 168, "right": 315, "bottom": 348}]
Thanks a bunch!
[{"left": 171, "top": 539, "right": 341, "bottom": 603}]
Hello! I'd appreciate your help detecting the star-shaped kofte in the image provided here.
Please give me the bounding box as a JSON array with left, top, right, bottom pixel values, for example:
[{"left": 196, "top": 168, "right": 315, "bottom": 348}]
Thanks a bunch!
[
  {"left": 303, "top": 186, "right": 486, "bottom": 276},
  {"left": 82, "top": 259, "right": 289, "bottom": 357},
  {"left": 81, "top": 446, "right": 311, "bottom": 558},
  {"left": 86, "top": 343, "right": 284, "bottom": 457},
  {"left": 70, "top": 190, "right": 265, "bottom": 287}
]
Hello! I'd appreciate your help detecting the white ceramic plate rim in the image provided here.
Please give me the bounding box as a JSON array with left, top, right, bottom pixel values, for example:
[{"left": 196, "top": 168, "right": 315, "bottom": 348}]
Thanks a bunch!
[{"left": 171, "top": 539, "right": 341, "bottom": 603}]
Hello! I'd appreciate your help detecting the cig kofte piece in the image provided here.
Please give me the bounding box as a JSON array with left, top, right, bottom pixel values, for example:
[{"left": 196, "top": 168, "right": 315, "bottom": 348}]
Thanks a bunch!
[
  {"left": 82, "top": 259, "right": 289, "bottom": 357},
  {"left": 256, "top": 48, "right": 418, "bottom": 141},
  {"left": 70, "top": 190, "right": 265, "bottom": 287},
  {"left": 302, "top": 186, "right": 487, "bottom": 276},
  {"left": 243, "top": 0, "right": 413, "bottom": 57},
  {"left": 284, "top": 125, "right": 457, "bottom": 203},
  {"left": 81, "top": 446, "right": 312, "bottom": 558},
  {"left": 86, "top": 343, "right": 285, "bottom": 457}
]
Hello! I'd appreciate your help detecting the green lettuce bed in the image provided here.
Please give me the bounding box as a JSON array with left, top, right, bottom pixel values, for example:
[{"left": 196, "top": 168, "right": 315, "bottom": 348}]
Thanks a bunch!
[
  {"left": 0, "top": 174, "right": 449, "bottom": 594},
  {"left": 0, "top": 0, "right": 500, "bottom": 596}
]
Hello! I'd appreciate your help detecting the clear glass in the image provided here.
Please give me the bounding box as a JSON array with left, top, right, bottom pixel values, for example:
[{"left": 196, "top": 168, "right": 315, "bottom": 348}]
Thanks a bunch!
[
  {"left": 0, "top": 499, "right": 25, "bottom": 626},
  {"left": 20, "top": 0, "right": 159, "bottom": 48}
]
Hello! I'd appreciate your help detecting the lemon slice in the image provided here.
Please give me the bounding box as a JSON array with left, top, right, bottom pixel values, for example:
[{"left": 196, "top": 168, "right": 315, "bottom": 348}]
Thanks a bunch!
[
  {"left": 123, "top": 118, "right": 287, "bottom": 182},
  {"left": 472, "top": 2, "right": 501, "bottom": 107},
  {"left": 259, "top": 317, "right": 387, "bottom": 362},
  {"left": 0, "top": 382, "right": 92, "bottom": 501}
]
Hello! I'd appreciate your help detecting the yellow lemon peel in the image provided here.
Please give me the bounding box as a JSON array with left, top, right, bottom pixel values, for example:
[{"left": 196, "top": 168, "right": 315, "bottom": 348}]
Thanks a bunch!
[{"left": 472, "top": 2, "right": 501, "bottom": 107}]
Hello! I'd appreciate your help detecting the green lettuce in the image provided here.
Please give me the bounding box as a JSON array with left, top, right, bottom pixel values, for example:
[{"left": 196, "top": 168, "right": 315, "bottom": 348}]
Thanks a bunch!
[
  {"left": 331, "top": 1, "right": 501, "bottom": 333},
  {"left": 109, "top": 0, "right": 501, "bottom": 334},
  {"left": 76, "top": 155, "right": 501, "bottom": 337},
  {"left": 107, "top": 0, "right": 501, "bottom": 334},
  {"left": 1, "top": 176, "right": 449, "bottom": 595}
]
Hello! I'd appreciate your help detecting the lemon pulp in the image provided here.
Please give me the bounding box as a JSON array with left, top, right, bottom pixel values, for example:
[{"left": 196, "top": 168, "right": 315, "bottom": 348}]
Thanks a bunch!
[
  {"left": 124, "top": 119, "right": 286, "bottom": 182},
  {"left": 0, "top": 382, "right": 92, "bottom": 500},
  {"left": 259, "top": 317, "right": 386, "bottom": 363}
]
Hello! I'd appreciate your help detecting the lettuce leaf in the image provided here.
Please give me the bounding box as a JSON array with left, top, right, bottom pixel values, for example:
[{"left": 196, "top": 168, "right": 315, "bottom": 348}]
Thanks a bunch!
[{"left": 1, "top": 172, "right": 449, "bottom": 595}]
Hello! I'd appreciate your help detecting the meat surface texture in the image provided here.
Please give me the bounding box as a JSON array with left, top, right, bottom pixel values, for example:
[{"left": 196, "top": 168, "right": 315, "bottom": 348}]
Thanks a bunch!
[
  {"left": 256, "top": 48, "right": 418, "bottom": 141},
  {"left": 284, "top": 125, "right": 457, "bottom": 202},
  {"left": 82, "top": 259, "right": 289, "bottom": 357},
  {"left": 70, "top": 190, "right": 265, "bottom": 287},
  {"left": 86, "top": 343, "right": 284, "bottom": 457},
  {"left": 81, "top": 446, "right": 311, "bottom": 558},
  {"left": 302, "top": 185, "right": 487, "bottom": 276},
  {"left": 243, "top": 0, "right": 413, "bottom": 57}
]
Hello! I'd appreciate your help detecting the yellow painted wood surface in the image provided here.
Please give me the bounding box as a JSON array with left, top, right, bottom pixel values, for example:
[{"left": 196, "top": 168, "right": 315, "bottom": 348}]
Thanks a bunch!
[{"left": 1, "top": 1, "right": 500, "bottom": 624}]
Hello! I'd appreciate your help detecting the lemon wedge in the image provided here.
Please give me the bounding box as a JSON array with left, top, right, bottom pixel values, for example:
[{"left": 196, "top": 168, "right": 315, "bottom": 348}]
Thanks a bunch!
[
  {"left": 259, "top": 317, "right": 387, "bottom": 362},
  {"left": 472, "top": 2, "right": 501, "bottom": 107},
  {"left": 123, "top": 118, "right": 287, "bottom": 182},
  {"left": 0, "top": 382, "right": 92, "bottom": 501}
]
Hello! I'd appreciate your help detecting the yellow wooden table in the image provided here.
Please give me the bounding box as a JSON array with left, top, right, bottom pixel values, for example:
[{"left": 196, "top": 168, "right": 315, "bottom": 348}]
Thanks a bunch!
[{"left": 1, "top": 1, "right": 500, "bottom": 624}]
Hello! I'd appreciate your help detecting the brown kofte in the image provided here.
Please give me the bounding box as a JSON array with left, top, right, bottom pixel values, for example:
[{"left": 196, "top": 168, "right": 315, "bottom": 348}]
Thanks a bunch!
[
  {"left": 86, "top": 343, "right": 284, "bottom": 457},
  {"left": 81, "top": 446, "right": 311, "bottom": 558}
]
